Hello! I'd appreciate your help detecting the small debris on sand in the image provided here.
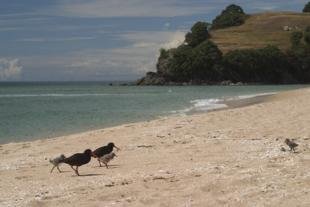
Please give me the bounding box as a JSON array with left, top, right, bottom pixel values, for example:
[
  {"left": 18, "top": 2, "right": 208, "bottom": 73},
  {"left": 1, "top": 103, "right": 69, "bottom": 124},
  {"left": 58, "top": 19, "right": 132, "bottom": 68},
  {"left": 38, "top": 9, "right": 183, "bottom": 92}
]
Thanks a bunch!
[{"left": 137, "top": 145, "right": 153, "bottom": 148}]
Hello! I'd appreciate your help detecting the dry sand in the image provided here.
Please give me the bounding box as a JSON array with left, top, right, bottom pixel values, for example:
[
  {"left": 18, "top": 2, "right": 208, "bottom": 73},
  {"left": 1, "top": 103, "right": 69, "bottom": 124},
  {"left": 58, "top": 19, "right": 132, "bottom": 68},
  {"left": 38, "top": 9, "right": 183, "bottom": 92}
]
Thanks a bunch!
[{"left": 1, "top": 87, "right": 310, "bottom": 207}]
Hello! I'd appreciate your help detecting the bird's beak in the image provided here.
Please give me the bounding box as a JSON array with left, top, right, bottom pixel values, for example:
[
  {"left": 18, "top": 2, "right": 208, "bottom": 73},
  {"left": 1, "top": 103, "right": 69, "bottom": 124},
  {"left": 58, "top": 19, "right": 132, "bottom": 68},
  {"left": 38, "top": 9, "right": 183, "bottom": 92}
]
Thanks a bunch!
[{"left": 114, "top": 146, "right": 120, "bottom": 151}]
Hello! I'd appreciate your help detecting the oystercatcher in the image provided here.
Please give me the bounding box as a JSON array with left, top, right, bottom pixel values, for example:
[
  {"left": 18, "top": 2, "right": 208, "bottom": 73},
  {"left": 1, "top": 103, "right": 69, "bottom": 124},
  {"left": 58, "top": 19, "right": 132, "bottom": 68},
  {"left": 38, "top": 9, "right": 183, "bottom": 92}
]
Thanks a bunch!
[
  {"left": 61, "top": 149, "right": 92, "bottom": 176},
  {"left": 92, "top": 142, "right": 120, "bottom": 167}
]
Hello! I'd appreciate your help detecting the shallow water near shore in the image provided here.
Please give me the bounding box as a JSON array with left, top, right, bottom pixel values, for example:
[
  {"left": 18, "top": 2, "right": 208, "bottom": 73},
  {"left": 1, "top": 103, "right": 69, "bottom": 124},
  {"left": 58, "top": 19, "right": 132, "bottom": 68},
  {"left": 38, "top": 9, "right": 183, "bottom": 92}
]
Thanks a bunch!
[{"left": 0, "top": 82, "right": 305, "bottom": 143}]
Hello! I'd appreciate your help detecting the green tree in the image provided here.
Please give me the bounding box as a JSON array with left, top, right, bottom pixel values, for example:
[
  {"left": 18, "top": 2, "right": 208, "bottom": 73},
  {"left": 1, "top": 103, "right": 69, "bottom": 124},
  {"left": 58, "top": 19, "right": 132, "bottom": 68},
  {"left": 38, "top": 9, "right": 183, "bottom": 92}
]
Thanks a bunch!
[
  {"left": 185, "top": 22, "right": 210, "bottom": 47},
  {"left": 159, "top": 48, "right": 169, "bottom": 59},
  {"left": 290, "top": 31, "right": 303, "bottom": 47},
  {"left": 287, "top": 47, "right": 310, "bottom": 83},
  {"left": 223, "top": 49, "right": 259, "bottom": 82},
  {"left": 304, "top": 26, "right": 310, "bottom": 45},
  {"left": 191, "top": 40, "right": 222, "bottom": 81},
  {"left": 303, "top": 2, "right": 310, "bottom": 12},
  {"left": 257, "top": 46, "right": 290, "bottom": 83},
  {"left": 156, "top": 48, "right": 172, "bottom": 76},
  {"left": 212, "top": 4, "right": 246, "bottom": 29},
  {"left": 167, "top": 45, "right": 194, "bottom": 82},
  {"left": 223, "top": 46, "right": 289, "bottom": 83},
  {"left": 287, "top": 26, "right": 310, "bottom": 83}
]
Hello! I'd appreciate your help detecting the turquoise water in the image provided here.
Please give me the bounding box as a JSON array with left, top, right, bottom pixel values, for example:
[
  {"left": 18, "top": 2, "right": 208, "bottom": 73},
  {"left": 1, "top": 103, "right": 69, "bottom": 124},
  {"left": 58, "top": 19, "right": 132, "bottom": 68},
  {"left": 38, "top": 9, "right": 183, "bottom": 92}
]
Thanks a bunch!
[{"left": 0, "top": 82, "right": 305, "bottom": 143}]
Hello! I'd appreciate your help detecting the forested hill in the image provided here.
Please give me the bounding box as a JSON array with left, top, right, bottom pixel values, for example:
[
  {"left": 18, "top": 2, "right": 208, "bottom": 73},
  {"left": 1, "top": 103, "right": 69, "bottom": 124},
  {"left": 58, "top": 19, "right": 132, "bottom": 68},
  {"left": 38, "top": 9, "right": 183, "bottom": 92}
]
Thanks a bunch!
[{"left": 137, "top": 3, "right": 310, "bottom": 86}]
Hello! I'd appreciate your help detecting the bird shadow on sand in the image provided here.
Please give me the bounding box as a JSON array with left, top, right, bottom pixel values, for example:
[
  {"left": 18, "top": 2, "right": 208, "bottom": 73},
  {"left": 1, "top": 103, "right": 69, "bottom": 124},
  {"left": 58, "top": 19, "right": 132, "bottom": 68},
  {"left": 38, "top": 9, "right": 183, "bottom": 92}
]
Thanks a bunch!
[
  {"left": 94, "top": 164, "right": 120, "bottom": 169},
  {"left": 107, "top": 165, "right": 120, "bottom": 169},
  {"left": 50, "top": 170, "right": 71, "bottom": 174},
  {"left": 71, "top": 173, "right": 103, "bottom": 177},
  {"left": 58, "top": 170, "right": 71, "bottom": 173}
]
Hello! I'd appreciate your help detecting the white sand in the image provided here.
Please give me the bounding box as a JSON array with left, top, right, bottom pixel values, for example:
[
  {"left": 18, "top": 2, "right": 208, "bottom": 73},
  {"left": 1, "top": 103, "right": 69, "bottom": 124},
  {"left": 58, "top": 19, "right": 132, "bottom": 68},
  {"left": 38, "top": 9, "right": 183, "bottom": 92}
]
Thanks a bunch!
[{"left": 1, "top": 88, "right": 310, "bottom": 207}]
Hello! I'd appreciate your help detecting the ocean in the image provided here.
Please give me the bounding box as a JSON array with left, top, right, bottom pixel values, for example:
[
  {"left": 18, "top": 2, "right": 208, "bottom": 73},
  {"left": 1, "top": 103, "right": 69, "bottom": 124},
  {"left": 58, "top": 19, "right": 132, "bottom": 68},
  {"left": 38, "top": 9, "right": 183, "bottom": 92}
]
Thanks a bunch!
[{"left": 0, "top": 82, "right": 304, "bottom": 144}]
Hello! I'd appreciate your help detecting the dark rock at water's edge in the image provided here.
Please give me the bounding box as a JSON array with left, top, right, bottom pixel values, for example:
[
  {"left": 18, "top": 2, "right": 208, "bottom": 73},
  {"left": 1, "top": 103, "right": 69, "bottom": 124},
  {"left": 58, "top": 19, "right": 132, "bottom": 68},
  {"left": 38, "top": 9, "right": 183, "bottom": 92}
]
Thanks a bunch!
[
  {"left": 219, "top": 80, "right": 244, "bottom": 86},
  {"left": 136, "top": 72, "right": 166, "bottom": 86},
  {"left": 136, "top": 72, "right": 247, "bottom": 86}
]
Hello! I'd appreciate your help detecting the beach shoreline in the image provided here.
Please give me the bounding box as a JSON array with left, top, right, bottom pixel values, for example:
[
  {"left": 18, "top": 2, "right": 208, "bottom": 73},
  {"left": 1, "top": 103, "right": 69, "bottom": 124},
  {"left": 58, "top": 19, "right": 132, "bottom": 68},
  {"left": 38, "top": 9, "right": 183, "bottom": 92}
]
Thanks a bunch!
[
  {"left": 1, "top": 87, "right": 310, "bottom": 206},
  {"left": 1, "top": 90, "right": 278, "bottom": 146}
]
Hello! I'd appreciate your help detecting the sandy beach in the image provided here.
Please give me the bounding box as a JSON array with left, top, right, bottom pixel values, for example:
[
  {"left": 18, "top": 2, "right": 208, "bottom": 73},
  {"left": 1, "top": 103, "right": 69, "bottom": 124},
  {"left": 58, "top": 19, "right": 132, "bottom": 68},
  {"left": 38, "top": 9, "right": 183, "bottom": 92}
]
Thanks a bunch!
[{"left": 1, "top": 87, "right": 310, "bottom": 207}]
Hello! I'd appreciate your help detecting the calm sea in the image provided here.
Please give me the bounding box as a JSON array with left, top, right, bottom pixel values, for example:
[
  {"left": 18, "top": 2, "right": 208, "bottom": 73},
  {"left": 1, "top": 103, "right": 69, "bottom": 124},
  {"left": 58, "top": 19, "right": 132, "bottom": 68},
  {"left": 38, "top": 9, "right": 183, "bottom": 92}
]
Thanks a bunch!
[{"left": 0, "top": 82, "right": 305, "bottom": 143}]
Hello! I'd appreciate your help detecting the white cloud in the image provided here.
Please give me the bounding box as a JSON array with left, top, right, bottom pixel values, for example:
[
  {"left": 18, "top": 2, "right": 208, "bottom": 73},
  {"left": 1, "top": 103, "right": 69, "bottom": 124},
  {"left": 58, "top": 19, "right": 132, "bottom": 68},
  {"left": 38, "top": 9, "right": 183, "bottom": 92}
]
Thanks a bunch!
[
  {"left": 67, "top": 31, "right": 185, "bottom": 77},
  {"left": 18, "top": 31, "right": 185, "bottom": 80},
  {"left": 0, "top": 58, "right": 23, "bottom": 81},
  {"left": 161, "top": 32, "right": 185, "bottom": 48},
  {"left": 118, "top": 31, "right": 185, "bottom": 55},
  {"left": 53, "top": 0, "right": 214, "bottom": 17}
]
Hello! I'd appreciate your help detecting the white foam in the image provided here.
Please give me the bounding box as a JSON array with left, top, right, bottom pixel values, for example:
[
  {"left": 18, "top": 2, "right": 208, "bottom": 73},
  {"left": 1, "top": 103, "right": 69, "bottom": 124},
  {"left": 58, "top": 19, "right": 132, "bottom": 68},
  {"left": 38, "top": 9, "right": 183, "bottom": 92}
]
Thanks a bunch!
[
  {"left": 190, "top": 98, "right": 227, "bottom": 111},
  {"left": 171, "top": 92, "right": 277, "bottom": 115},
  {"left": 171, "top": 98, "right": 227, "bottom": 115},
  {"left": 228, "top": 92, "right": 277, "bottom": 101}
]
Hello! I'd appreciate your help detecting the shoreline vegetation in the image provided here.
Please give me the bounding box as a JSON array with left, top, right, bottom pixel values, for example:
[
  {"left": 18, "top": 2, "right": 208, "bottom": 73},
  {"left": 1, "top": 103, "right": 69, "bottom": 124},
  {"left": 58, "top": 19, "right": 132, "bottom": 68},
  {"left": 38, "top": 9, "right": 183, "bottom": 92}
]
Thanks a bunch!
[
  {"left": 1, "top": 87, "right": 310, "bottom": 206},
  {"left": 137, "top": 3, "right": 310, "bottom": 86}
]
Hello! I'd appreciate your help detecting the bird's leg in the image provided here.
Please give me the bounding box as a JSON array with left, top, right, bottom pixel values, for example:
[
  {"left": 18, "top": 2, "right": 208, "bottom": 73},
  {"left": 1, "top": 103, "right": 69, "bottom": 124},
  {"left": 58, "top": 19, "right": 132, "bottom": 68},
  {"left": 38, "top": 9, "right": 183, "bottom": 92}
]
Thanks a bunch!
[
  {"left": 50, "top": 166, "right": 55, "bottom": 173},
  {"left": 57, "top": 166, "right": 62, "bottom": 173},
  {"left": 75, "top": 166, "right": 80, "bottom": 176},
  {"left": 104, "top": 162, "right": 108, "bottom": 169},
  {"left": 70, "top": 165, "right": 76, "bottom": 174},
  {"left": 98, "top": 159, "right": 102, "bottom": 167}
]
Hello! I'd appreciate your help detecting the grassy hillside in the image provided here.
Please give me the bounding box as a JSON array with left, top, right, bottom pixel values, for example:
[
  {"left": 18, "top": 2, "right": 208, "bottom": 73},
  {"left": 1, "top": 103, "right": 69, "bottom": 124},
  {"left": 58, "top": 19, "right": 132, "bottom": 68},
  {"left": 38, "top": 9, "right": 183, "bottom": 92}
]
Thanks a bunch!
[{"left": 210, "top": 12, "right": 310, "bottom": 53}]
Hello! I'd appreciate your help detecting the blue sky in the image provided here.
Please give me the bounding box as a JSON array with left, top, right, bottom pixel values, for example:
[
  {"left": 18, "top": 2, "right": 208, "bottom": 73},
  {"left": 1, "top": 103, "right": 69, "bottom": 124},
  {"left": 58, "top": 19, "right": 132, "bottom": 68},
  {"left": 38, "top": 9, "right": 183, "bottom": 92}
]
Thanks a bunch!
[{"left": 0, "top": 0, "right": 308, "bottom": 81}]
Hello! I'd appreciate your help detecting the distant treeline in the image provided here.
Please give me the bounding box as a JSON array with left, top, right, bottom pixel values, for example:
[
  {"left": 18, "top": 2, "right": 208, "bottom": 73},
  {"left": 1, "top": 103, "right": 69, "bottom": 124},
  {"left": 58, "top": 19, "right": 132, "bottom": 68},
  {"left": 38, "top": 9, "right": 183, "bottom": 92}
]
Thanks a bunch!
[{"left": 137, "top": 3, "right": 310, "bottom": 85}]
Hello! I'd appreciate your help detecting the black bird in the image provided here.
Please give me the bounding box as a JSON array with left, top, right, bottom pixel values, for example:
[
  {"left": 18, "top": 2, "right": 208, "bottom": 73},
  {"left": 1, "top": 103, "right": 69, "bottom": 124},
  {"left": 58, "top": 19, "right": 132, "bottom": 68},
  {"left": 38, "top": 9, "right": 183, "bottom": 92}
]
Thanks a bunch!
[
  {"left": 285, "top": 139, "right": 298, "bottom": 152},
  {"left": 92, "top": 142, "right": 120, "bottom": 167},
  {"left": 61, "top": 149, "right": 92, "bottom": 176}
]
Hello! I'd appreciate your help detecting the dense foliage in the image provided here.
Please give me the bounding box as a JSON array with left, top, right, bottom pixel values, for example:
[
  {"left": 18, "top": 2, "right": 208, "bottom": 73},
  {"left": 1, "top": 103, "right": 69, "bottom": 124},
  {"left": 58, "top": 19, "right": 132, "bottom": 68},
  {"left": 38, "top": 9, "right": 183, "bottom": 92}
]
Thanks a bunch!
[
  {"left": 286, "top": 28, "right": 310, "bottom": 82},
  {"left": 290, "top": 31, "right": 303, "bottom": 47},
  {"left": 185, "top": 22, "right": 211, "bottom": 47},
  {"left": 211, "top": 4, "right": 247, "bottom": 29},
  {"left": 304, "top": 26, "right": 310, "bottom": 45},
  {"left": 191, "top": 41, "right": 222, "bottom": 81},
  {"left": 222, "top": 46, "right": 290, "bottom": 83},
  {"left": 166, "top": 45, "right": 193, "bottom": 81},
  {"left": 156, "top": 41, "right": 222, "bottom": 82},
  {"left": 303, "top": 2, "right": 310, "bottom": 12}
]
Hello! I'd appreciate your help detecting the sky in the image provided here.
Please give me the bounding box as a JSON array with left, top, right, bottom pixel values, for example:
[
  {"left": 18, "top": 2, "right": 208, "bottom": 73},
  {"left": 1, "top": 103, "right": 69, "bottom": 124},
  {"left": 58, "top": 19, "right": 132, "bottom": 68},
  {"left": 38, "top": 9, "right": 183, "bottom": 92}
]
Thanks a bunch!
[{"left": 0, "top": 0, "right": 308, "bottom": 81}]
